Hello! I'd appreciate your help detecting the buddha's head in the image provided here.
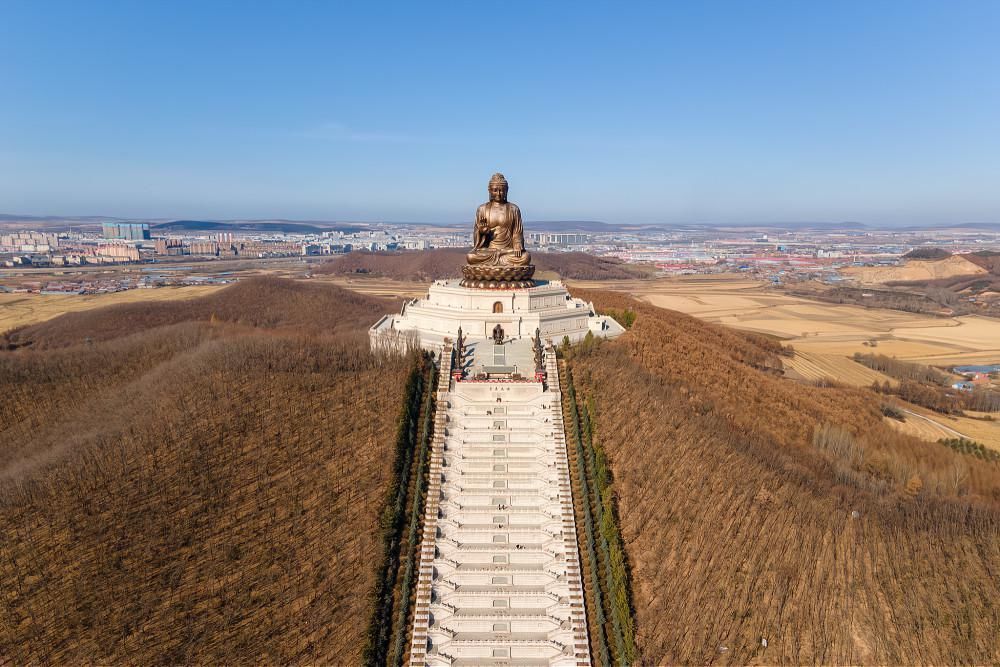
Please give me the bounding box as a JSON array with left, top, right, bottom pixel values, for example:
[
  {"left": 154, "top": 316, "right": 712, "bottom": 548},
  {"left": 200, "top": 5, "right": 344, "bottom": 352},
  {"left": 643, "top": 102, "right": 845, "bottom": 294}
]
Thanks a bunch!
[{"left": 488, "top": 173, "right": 508, "bottom": 203}]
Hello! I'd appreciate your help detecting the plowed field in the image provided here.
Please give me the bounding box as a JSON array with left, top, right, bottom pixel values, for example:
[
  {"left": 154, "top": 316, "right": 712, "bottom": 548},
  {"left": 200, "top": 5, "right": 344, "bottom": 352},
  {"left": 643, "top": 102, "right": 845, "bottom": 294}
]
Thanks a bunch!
[{"left": 784, "top": 351, "right": 895, "bottom": 387}]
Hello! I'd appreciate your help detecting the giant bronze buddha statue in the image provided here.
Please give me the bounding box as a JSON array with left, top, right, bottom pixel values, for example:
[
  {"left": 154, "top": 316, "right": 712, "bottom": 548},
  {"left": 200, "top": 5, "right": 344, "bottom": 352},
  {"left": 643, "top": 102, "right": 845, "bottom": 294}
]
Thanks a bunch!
[{"left": 461, "top": 173, "right": 536, "bottom": 289}]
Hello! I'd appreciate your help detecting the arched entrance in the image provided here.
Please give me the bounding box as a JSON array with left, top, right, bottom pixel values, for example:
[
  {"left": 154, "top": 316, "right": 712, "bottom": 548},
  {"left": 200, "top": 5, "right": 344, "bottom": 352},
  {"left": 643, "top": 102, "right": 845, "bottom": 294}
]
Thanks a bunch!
[{"left": 493, "top": 301, "right": 503, "bottom": 313}]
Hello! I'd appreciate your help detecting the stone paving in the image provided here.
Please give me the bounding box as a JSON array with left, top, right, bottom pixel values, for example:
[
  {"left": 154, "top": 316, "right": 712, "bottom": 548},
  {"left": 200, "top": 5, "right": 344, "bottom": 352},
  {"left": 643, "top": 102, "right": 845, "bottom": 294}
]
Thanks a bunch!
[{"left": 409, "top": 340, "right": 591, "bottom": 666}]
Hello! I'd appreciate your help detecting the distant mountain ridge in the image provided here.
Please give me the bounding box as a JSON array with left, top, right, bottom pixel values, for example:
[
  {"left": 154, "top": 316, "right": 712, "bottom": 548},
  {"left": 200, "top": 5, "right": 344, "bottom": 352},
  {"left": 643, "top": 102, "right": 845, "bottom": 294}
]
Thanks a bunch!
[
  {"left": 0, "top": 214, "right": 368, "bottom": 234},
  {"left": 3, "top": 212, "right": 999, "bottom": 233}
]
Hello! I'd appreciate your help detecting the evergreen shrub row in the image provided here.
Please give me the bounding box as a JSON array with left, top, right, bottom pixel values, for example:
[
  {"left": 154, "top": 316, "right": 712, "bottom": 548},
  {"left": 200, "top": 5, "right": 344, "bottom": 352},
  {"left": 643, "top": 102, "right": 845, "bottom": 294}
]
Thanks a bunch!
[
  {"left": 565, "top": 364, "right": 638, "bottom": 665},
  {"left": 362, "top": 352, "right": 432, "bottom": 666}
]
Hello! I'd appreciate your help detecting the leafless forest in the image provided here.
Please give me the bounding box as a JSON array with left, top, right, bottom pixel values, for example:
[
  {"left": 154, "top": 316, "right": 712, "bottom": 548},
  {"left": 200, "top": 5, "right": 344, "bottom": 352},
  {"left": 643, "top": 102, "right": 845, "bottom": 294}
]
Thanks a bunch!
[
  {"left": 2, "top": 277, "right": 998, "bottom": 664},
  {"left": 569, "top": 289, "right": 1000, "bottom": 665},
  {"left": 0, "top": 279, "right": 411, "bottom": 662}
]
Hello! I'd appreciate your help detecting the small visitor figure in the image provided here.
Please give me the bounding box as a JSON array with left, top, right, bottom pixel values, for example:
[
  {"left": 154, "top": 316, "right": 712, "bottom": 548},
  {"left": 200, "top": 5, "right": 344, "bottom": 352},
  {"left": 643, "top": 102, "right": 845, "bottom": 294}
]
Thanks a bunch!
[{"left": 492, "top": 323, "right": 505, "bottom": 345}]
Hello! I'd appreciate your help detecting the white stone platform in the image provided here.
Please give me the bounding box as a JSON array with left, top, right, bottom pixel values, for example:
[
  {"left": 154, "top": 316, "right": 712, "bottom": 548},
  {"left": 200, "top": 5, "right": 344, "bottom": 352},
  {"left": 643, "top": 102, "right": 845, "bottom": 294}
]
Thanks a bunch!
[
  {"left": 370, "top": 279, "right": 623, "bottom": 352},
  {"left": 409, "top": 339, "right": 591, "bottom": 666}
]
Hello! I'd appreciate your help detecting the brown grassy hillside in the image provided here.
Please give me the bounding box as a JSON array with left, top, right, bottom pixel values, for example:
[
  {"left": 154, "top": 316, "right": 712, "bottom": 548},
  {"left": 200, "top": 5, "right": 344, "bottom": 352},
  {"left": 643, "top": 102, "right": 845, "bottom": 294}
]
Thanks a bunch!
[
  {"left": 568, "top": 290, "right": 1000, "bottom": 665},
  {"left": 2, "top": 276, "right": 396, "bottom": 350},
  {"left": 0, "top": 279, "right": 409, "bottom": 663},
  {"left": 317, "top": 248, "right": 649, "bottom": 281},
  {"left": 965, "top": 250, "right": 1000, "bottom": 275}
]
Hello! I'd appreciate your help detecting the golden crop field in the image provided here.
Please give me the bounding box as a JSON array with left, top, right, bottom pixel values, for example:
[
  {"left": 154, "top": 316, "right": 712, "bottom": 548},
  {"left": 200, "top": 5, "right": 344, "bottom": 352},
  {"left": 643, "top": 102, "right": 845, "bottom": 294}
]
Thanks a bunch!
[
  {"left": 886, "top": 411, "right": 958, "bottom": 442},
  {"left": 783, "top": 350, "right": 896, "bottom": 387},
  {"left": 0, "top": 286, "right": 227, "bottom": 334},
  {"left": 571, "top": 275, "right": 1000, "bottom": 367},
  {"left": 571, "top": 275, "right": 1000, "bottom": 451}
]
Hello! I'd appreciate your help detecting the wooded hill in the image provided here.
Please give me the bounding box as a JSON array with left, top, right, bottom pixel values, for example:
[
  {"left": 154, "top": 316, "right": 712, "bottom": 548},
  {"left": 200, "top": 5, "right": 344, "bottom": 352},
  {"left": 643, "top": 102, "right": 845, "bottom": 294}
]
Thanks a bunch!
[
  {"left": 2, "top": 277, "right": 393, "bottom": 350},
  {"left": 316, "top": 248, "right": 650, "bottom": 281},
  {"left": 567, "top": 290, "right": 1000, "bottom": 665},
  {"left": 902, "top": 248, "right": 952, "bottom": 260},
  {"left": 883, "top": 250, "right": 1000, "bottom": 318},
  {"left": 0, "top": 278, "right": 411, "bottom": 663},
  {"left": 965, "top": 250, "right": 1000, "bottom": 274},
  {"left": 901, "top": 248, "right": 1000, "bottom": 273},
  {"left": 3, "top": 277, "right": 998, "bottom": 664}
]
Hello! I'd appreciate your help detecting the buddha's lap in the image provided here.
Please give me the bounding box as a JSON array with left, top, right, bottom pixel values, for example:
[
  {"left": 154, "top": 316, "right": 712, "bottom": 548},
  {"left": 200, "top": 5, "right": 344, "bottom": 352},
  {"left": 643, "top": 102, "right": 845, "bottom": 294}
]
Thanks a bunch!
[{"left": 466, "top": 249, "right": 532, "bottom": 266}]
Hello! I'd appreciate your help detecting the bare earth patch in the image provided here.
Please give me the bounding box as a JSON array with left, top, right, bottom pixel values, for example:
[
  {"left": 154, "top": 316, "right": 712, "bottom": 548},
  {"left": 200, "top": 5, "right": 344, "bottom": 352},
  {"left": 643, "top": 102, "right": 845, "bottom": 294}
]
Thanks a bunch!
[{"left": 841, "top": 255, "right": 987, "bottom": 284}]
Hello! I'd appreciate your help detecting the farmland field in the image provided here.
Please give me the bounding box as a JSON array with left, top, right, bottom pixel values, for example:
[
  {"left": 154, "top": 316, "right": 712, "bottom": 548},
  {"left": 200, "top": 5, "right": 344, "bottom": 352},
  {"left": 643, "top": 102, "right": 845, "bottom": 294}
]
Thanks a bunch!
[
  {"left": 571, "top": 275, "right": 1000, "bottom": 367},
  {"left": 885, "top": 411, "right": 958, "bottom": 442},
  {"left": 888, "top": 406, "right": 1000, "bottom": 452},
  {"left": 783, "top": 350, "right": 895, "bottom": 387},
  {"left": 0, "top": 286, "right": 227, "bottom": 334},
  {"left": 565, "top": 275, "right": 1000, "bottom": 454},
  {"left": 320, "top": 276, "right": 429, "bottom": 299}
]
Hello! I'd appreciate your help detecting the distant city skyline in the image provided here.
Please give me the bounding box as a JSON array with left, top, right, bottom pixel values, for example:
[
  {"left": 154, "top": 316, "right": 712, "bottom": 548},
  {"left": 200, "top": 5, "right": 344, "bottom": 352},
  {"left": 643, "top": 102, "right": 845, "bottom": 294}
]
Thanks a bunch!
[
  {"left": 2, "top": 1, "right": 999, "bottom": 226},
  {"left": 4, "top": 213, "right": 1000, "bottom": 232}
]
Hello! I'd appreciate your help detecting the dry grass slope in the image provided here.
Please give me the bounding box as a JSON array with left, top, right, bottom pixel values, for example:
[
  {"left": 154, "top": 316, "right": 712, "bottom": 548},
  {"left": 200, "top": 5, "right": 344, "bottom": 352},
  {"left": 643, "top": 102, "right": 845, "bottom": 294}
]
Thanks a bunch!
[
  {"left": 3, "top": 276, "right": 396, "bottom": 350},
  {"left": 0, "top": 286, "right": 227, "bottom": 335},
  {"left": 570, "top": 289, "right": 1000, "bottom": 665},
  {"left": 0, "top": 278, "right": 411, "bottom": 663},
  {"left": 617, "top": 275, "right": 1000, "bottom": 365}
]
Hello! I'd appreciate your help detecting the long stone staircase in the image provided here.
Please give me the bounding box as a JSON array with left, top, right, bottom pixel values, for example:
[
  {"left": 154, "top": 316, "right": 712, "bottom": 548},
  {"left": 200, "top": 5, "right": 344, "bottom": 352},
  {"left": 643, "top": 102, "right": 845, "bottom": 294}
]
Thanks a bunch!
[{"left": 409, "top": 340, "right": 590, "bottom": 666}]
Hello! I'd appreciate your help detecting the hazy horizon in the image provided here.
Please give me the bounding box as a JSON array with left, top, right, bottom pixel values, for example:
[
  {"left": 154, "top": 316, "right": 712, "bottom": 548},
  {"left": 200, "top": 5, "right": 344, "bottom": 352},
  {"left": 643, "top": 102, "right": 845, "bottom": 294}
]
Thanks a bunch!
[{"left": 4, "top": 210, "right": 1000, "bottom": 232}]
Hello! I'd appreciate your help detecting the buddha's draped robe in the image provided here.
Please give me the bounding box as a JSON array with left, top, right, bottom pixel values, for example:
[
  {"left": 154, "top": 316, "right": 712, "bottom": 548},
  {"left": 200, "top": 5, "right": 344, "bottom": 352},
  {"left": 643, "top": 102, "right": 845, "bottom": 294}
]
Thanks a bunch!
[{"left": 467, "top": 201, "right": 532, "bottom": 266}]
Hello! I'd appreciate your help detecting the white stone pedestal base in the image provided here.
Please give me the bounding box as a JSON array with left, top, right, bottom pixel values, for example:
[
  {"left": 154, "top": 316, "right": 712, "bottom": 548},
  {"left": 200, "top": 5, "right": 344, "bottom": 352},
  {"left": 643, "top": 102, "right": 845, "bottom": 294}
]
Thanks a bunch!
[{"left": 370, "top": 279, "right": 624, "bottom": 352}]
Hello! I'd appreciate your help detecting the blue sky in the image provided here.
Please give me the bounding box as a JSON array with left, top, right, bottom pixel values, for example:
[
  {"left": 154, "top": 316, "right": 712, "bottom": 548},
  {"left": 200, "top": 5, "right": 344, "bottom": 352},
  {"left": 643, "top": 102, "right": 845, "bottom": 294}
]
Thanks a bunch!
[{"left": 1, "top": 1, "right": 999, "bottom": 225}]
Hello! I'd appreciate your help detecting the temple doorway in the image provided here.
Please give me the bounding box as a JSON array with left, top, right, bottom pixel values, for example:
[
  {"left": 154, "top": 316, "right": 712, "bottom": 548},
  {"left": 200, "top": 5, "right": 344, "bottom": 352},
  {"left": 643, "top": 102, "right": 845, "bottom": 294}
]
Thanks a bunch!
[{"left": 493, "top": 301, "right": 503, "bottom": 313}]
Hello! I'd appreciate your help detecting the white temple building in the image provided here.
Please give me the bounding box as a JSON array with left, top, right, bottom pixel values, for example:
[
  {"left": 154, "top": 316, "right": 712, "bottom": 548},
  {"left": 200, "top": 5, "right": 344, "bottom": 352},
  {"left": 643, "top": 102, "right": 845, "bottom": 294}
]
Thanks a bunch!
[{"left": 369, "top": 278, "right": 624, "bottom": 352}]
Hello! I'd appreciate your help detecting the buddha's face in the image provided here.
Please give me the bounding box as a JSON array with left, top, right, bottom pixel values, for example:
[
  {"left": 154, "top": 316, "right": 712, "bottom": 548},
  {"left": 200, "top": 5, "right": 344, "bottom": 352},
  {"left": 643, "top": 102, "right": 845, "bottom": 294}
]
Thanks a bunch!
[{"left": 488, "top": 182, "right": 508, "bottom": 203}]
